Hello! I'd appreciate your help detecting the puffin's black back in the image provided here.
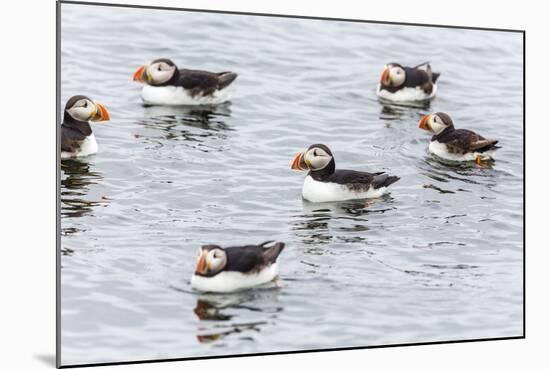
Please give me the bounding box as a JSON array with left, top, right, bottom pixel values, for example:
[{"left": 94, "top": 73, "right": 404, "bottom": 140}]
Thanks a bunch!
[
  {"left": 224, "top": 242, "right": 285, "bottom": 273},
  {"left": 433, "top": 128, "right": 499, "bottom": 154},
  {"left": 306, "top": 143, "right": 399, "bottom": 188},
  {"left": 157, "top": 68, "right": 238, "bottom": 97},
  {"left": 402, "top": 66, "right": 430, "bottom": 87}
]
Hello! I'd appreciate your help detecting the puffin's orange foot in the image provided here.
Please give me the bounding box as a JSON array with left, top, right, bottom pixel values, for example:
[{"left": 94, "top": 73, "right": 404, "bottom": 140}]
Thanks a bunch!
[{"left": 475, "top": 157, "right": 493, "bottom": 169}]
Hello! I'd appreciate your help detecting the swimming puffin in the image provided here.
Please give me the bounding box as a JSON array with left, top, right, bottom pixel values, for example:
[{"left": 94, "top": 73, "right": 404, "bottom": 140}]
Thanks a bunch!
[
  {"left": 418, "top": 112, "right": 500, "bottom": 164},
  {"left": 61, "top": 95, "right": 110, "bottom": 159},
  {"left": 291, "top": 144, "right": 400, "bottom": 202},
  {"left": 376, "top": 62, "right": 440, "bottom": 102},
  {"left": 191, "top": 241, "right": 285, "bottom": 293},
  {"left": 133, "top": 58, "right": 238, "bottom": 106}
]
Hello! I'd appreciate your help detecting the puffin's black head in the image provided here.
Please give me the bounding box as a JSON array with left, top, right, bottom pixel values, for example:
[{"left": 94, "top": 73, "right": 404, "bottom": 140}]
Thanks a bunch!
[
  {"left": 133, "top": 58, "right": 178, "bottom": 86},
  {"left": 64, "top": 95, "right": 110, "bottom": 123},
  {"left": 419, "top": 112, "right": 454, "bottom": 135},
  {"left": 194, "top": 245, "right": 227, "bottom": 277},
  {"left": 380, "top": 63, "right": 406, "bottom": 87},
  {"left": 291, "top": 143, "right": 335, "bottom": 174},
  {"left": 151, "top": 58, "right": 176, "bottom": 67}
]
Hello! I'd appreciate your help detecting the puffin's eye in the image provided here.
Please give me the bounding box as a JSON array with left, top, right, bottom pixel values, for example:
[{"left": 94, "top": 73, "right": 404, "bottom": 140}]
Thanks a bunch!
[{"left": 83, "top": 101, "right": 88, "bottom": 108}]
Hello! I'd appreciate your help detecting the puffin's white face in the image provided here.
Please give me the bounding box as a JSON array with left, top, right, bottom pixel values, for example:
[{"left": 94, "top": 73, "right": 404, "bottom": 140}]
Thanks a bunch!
[
  {"left": 291, "top": 145, "right": 333, "bottom": 171},
  {"left": 304, "top": 146, "right": 332, "bottom": 170},
  {"left": 146, "top": 60, "right": 177, "bottom": 85},
  {"left": 133, "top": 59, "right": 177, "bottom": 85},
  {"left": 66, "top": 98, "right": 110, "bottom": 122},
  {"left": 380, "top": 64, "right": 406, "bottom": 87},
  {"left": 418, "top": 113, "right": 450, "bottom": 135},
  {"left": 195, "top": 247, "right": 227, "bottom": 276}
]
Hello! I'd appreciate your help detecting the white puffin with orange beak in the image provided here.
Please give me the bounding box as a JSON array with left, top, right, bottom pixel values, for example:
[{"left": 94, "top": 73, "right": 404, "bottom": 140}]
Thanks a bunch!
[
  {"left": 133, "top": 58, "right": 237, "bottom": 106},
  {"left": 291, "top": 144, "right": 400, "bottom": 203},
  {"left": 61, "top": 95, "right": 110, "bottom": 158},
  {"left": 418, "top": 112, "right": 500, "bottom": 164},
  {"left": 191, "top": 241, "right": 285, "bottom": 293},
  {"left": 376, "top": 62, "right": 440, "bottom": 102}
]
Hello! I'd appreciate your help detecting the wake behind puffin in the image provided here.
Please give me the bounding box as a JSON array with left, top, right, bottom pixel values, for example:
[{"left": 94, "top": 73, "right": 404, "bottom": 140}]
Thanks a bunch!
[
  {"left": 191, "top": 241, "right": 285, "bottom": 293},
  {"left": 291, "top": 144, "right": 400, "bottom": 203},
  {"left": 376, "top": 62, "right": 440, "bottom": 103},
  {"left": 418, "top": 112, "right": 500, "bottom": 164},
  {"left": 61, "top": 95, "right": 110, "bottom": 159},
  {"left": 133, "top": 58, "right": 237, "bottom": 106}
]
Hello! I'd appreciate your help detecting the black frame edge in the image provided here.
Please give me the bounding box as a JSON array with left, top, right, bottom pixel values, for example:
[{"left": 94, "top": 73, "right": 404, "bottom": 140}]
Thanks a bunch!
[
  {"left": 58, "top": 0, "right": 525, "bottom": 33},
  {"left": 56, "top": 0, "right": 62, "bottom": 368},
  {"left": 59, "top": 336, "right": 524, "bottom": 368},
  {"left": 522, "top": 30, "right": 526, "bottom": 339}
]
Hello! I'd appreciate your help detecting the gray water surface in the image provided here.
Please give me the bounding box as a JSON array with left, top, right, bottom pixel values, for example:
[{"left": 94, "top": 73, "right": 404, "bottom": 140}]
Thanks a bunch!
[{"left": 60, "top": 4, "right": 523, "bottom": 366}]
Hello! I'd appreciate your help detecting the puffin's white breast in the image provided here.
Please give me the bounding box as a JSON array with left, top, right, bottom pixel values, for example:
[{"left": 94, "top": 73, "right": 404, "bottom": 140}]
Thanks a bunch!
[
  {"left": 428, "top": 140, "right": 496, "bottom": 162},
  {"left": 191, "top": 263, "right": 279, "bottom": 293},
  {"left": 376, "top": 83, "right": 437, "bottom": 102},
  {"left": 141, "top": 85, "right": 232, "bottom": 106},
  {"left": 61, "top": 133, "right": 98, "bottom": 159},
  {"left": 302, "top": 175, "right": 388, "bottom": 203}
]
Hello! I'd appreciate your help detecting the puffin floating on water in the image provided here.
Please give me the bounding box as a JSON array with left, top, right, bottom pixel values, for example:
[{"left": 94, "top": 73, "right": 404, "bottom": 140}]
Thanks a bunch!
[
  {"left": 376, "top": 62, "right": 440, "bottom": 102},
  {"left": 191, "top": 241, "right": 285, "bottom": 293},
  {"left": 291, "top": 144, "right": 400, "bottom": 202},
  {"left": 133, "top": 58, "right": 238, "bottom": 106},
  {"left": 418, "top": 112, "right": 500, "bottom": 164},
  {"left": 61, "top": 95, "right": 110, "bottom": 159}
]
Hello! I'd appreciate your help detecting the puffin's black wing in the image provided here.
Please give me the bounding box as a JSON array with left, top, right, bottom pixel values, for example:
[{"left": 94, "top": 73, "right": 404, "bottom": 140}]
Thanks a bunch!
[
  {"left": 177, "top": 69, "right": 237, "bottom": 97},
  {"left": 224, "top": 246, "right": 263, "bottom": 273},
  {"left": 439, "top": 129, "right": 499, "bottom": 154},
  {"left": 403, "top": 67, "right": 430, "bottom": 88},
  {"left": 61, "top": 125, "right": 85, "bottom": 154},
  {"left": 224, "top": 242, "right": 285, "bottom": 274},
  {"left": 403, "top": 65, "right": 439, "bottom": 94},
  {"left": 328, "top": 170, "right": 400, "bottom": 190},
  {"left": 425, "top": 63, "right": 440, "bottom": 84},
  {"left": 261, "top": 242, "right": 285, "bottom": 264}
]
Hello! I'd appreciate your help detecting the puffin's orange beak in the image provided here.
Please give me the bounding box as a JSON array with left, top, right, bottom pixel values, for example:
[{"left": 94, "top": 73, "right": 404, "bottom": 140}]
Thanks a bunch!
[
  {"left": 133, "top": 65, "right": 146, "bottom": 83},
  {"left": 195, "top": 250, "right": 208, "bottom": 275},
  {"left": 291, "top": 152, "right": 308, "bottom": 171},
  {"left": 380, "top": 66, "right": 390, "bottom": 84},
  {"left": 419, "top": 114, "right": 431, "bottom": 131},
  {"left": 92, "top": 102, "right": 110, "bottom": 122},
  {"left": 97, "top": 103, "right": 110, "bottom": 121}
]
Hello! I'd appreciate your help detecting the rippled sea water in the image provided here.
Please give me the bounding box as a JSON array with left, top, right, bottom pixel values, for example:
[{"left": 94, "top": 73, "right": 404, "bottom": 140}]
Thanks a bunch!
[{"left": 59, "top": 3, "right": 524, "bottom": 366}]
